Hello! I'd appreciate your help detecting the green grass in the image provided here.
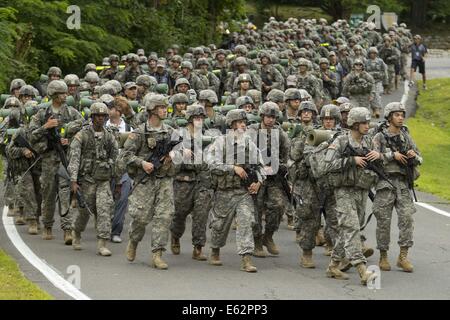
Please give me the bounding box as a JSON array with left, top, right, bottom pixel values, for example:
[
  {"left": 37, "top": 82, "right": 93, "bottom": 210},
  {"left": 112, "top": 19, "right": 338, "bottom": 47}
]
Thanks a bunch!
[
  {"left": 0, "top": 249, "right": 52, "bottom": 300},
  {"left": 406, "top": 78, "right": 450, "bottom": 201}
]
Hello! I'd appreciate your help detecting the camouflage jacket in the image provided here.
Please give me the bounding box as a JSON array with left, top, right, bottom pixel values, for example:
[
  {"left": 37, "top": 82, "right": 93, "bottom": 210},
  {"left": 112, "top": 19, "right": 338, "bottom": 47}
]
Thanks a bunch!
[{"left": 342, "top": 71, "right": 375, "bottom": 96}]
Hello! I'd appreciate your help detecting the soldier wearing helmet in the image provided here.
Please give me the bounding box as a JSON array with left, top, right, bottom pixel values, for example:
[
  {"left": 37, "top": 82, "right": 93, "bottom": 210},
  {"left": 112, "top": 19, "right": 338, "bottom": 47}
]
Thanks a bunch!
[
  {"left": 317, "top": 57, "right": 339, "bottom": 104},
  {"left": 212, "top": 49, "right": 230, "bottom": 97},
  {"left": 136, "top": 75, "right": 157, "bottom": 103},
  {"left": 100, "top": 54, "right": 120, "bottom": 80},
  {"left": 28, "top": 79, "right": 83, "bottom": 244},
  {"left": 178, "top": 60, "right": 207, "bottom": 94},
  {"left": 319, "top": 104, "right": 341, "bottom": 130},
  {"left": 379, "top": 35, "right": 401, "bottom": 94},
  {"left": 338, "top": 102, "right": 354, "bottom": 129},
  {"left": 342, "top": 59, "right": 375, "bottom": 110},
  {"left": 170, "top": 93, "right": 189, "bottom": 121},
  {"left": 226, "top": 57, "right": 262, "bottom": 93},
  {"left": 206, "top": 107, "right": 265, "bottom": 273},
  {"left": 196, "top": 58, "right": 220, "bottom": 95},
  {"left": 115, "top": 53, "right": 144, "bottom": 83},
  {"left": 365, "top": 47, "right": 388, "bottom": 118},
  {"left": 371, "top": 102, "right": 422, "bottom": 273},
  {"left": 236, "top": 96, "right": 255, "bottom": 114},
  {"left": 119, "top": 93, "right": 180, "bottom": 270},
  {"left": 225, "top": 73, "right": 253, "bottom": 105},
  {"left": 296, "top": 58, "right": 324, "bottom": 107},
  {"left": 18, "top": 85, "right": 36, "bottom": 105},
  {"left": 62, "top": 74, "right": 81, "bottom": 110},
  {"left": 68, "top": 102, "right": 118, "bottom": 256},
  {"left": 9, "top": 79, "right": 27, "bottom": 98},
  {"left": 258, "top": 51, "right": 284, "bottom": 97},
  {"left": 323, "top": 107, "right": 381, "bottom": 286},
  {"left": 170, "top": 102, "right": 212, "bottom": 261},
  {"left": 198, "top": 89, "right": 225, "bottom": 133}
]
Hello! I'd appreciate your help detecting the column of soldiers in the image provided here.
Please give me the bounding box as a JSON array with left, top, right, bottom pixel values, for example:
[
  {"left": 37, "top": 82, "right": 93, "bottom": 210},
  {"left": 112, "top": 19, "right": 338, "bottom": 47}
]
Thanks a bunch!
[{"left": 0, "top": 16, "right": 422, "bottom": 286}]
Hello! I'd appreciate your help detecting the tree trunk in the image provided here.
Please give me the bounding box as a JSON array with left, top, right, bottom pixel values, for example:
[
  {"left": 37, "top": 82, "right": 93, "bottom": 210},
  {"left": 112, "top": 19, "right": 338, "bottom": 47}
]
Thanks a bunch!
[{"left": 411, "top": 0, "right": 427, "bottom": 28}]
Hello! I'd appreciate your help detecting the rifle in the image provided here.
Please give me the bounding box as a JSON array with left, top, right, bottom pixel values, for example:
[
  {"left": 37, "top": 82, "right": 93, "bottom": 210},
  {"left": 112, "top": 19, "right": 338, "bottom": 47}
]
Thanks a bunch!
[
  {"left": 344, "top": 143, "right": 396, "bottom": 189},
  {"left": 277, "top": 166, "right": 296, "bottom": 208},
  {"left": 57, "top": 165, "right": 93, "bottom": 216},
  {"left": 130, "top": 134, "right": 183, "bottom": 194},
  {"left": 13, "top": 133, "right": 42, "bottom": 178}
]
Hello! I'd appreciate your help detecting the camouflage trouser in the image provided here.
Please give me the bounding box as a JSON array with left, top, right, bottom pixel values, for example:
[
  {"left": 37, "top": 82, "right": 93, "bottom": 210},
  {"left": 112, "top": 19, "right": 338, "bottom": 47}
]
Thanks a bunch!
[
  {"left": 350, "top": 94, "right": 371, "bottom": 110},
  {"left": 322, "top": 189, "right": 339, "bottom": 246},
  {"left": 40, "top": 156, "right": 73, "bottom": 230},
  {"left": 4, "top": 178, "right": 16, "bottom": 208},
  {"left": 128, "top": 176, "right": 174, "bottom": 252},
  {"left": 386, "top": 64, "right": 396, "bottom": 91},
  {"left": 401, "top": 53, "right": 408, "bottom": 78},
  {"left": 170, "top": 180, "right": 212, "bottom": 247},
  {"left": 370, "top": 82, "right": 383, "bottom": 112},
  {"left": 15, "top": 172, "right": 38, "bottom": 221},
  {"left": 210, "top": 188, "right": 255, "bottom": 255},
  {"left": 294, "top": 179, "right": 320, "bottom": 250},
  {"left": 331, "top": 187, "right": 367, "bottom": 266},
  {"left": 72, "top": 180, "right": 114, "bottom": 240},
  {"left": 373, "top": 181, "right": 415, "bottom": 251},
  {"left": 253, "top": 179, "right": 288, "bottom": 237}
]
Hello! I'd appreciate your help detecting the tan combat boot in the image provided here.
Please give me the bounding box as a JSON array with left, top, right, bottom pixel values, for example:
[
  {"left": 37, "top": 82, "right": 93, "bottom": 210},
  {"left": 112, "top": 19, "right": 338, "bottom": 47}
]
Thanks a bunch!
[
  {"left": 253, "top": 235, "right": 267, "bottom": 258},
  {"left": 171, "top": 234, "right": 180, "bottom": 255},
  {"left": 152, "top": 250, "right": 168, "bottom": 270},
  {"left": 72, "top": 231, "right": 82, "bottom": 250},
  {"left": 97, "top": 239, "right": 112, "bottom": 256},
  {"left": 379, "top": 250, "right": 391, "bottom": 271},
  {"left": 27, "top": 220, "right": 38, "bottom": 235},
  {"left": 192, "top": 245, "right": 207, "bottom": 261},
  {"left": 126, "top": 240, "right": 138, "bottom": 261},
  {"left": 208, "top": 248, "right": 222, "bottom": 266},
  {"left": 64, "top": 230, "right": 73, "bottom": 245},
  {"left": 295, "top": 230, "right": 301, "bottom": 243},
  {"left": 7, "top": 206, "right": 16, "bottom": 217},
  {"left": 326, "top": 259, "right": 349, "bottom": 280},
  {"left": 362, "top": 241, "right": 374, "bottom": 258},
  {"left": 315, "top": 227, "right": 326, "bottom": 246},
  {"left": 397, "top": 247, "right": 414, "bottom": 272},
  {"left": 300, "top": 249, "right": 315, "bottom": 268},
  {"left": 324, "top": 239, "right": 333, "bottom": 256},
  {"left": 339, "top": 258, "right": 352, "bottom": 272},
  {"left": 287, "top": 216, "right": 295, "bottom": 230},
  {"left": 42, "top": 227, "right": 53, "bottom": 240},
  {"left": 14, "top": 209, "right": 26, "bottom": 225},
  {"left": 356, "top": 263, "right": 376, "bottom": 286},
  {"left": 240, "top": 254, "right": 257, "bottom": 273},
  {"left": 262, "top": 231, "right": 279, "bottom": 255}
]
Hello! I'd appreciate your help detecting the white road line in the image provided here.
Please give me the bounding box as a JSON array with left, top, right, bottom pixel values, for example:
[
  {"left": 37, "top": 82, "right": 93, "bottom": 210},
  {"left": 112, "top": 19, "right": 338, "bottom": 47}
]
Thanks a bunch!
[
  {"left": 2, "top": 206, "right": 91, "bottom": 300},
  {"left": 416, "top": 202, "right": 450, "bottom": 218}
]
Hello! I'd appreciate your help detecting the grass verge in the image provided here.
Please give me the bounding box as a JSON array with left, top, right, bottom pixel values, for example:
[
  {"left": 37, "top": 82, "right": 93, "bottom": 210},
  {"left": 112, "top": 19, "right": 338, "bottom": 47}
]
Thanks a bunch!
[
  {"left": 0, "top": 249, "right": 52, "bottom": 300},
  {"left": 407, "top": 78, "right": 450, "bottom": 201}
]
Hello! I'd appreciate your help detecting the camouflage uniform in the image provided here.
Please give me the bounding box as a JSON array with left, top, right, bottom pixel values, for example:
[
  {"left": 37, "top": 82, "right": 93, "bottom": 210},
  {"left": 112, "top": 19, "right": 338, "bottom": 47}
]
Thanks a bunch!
[
  {"left": 296, "top": 72, "right": 323, "bottom": 107},
  {"left": 342, "top": 69, "right": 375, "bottom": 110},
  {"left": 365, "top": 53, "right": 388, "bottom": 113},
  {"left": 29, "top": 101, "right": 82, "bottom": 231},
  {"left": 372, "top": 124, "right": 421, "bottom": 251},
  {"left": 379, "top": 43, "right": 401, "bottom": 93},
  {"left": 68, "top": 123, "right": 119, "bottom": 240},
  {"left": 119, "top": 121, "right": 177, "bottom": 252}
]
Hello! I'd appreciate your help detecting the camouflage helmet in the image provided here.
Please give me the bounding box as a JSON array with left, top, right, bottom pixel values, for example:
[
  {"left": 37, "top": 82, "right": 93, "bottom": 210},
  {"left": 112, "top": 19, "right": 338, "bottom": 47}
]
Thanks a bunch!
[
  {"left": 47, "top": 66, "right": 62, "bottom": 77},
  {"left": 10, "top": 79, "right": 26, "bottom": 92},
  {"left": 236, "top": 96, "right": 254, "bottom": 109},
  {"left": 64, "top": 74, "right": 80, "bottom": 86},
  {"left": 298, "top": 58, "right": 309, "bottom": 66},
  {"left": 352, "top": 58, "right": 364, "bottom": 67},
  {"left": 8, "top": 107, "right": 22, "bottom": 123},
  {"left": 266, "top": 89, "right": 284, "bottom": 103},
  {"left": 148, "top": 54, "right": 158, "bottom": 62},
  {"left": 127, "top": 53, "right": 139, "bottom": 62},
  {"left": 137, "top": 48, "right": 145, "bottom": 56},
  {"left": 171, "top": 93, "right": 189, "bottom": 104},
  {"left": 98, "top": 83, "right": 116, "bottom": 96},
  {"left": 136, "top": 75, "right": 153, "bottom": 88},
  {"left": 90, "top": 102, "right": 109, "bottom": 115},
  {"left": 215, "top": 49, "right": 226, "bottom": 57},
  {"left": 181, "top": 61, "right": 193, "bottom": 70},
  {"left": 258, "top": 50, "right": 272, "bottom": 61},
  {"left": 193, "top": 47, "right": 204, "bottom": 56},
  {"left": 247, "top": 89, "right": 262, "bottom": 105},
  {"left": 171, "top": 55, "right": 183, "bottom": 63},
  {"left": 299, "top": 89, "right": 312, "bottom": 101},
  {"left": 234, "top": 57, "right": 248, "bottom": 66},
  {"left": 347, "top": 107, "right": 371, "bottom": 126},
  {"left": 368, "top": 47, "right": 379, "bottom": 54},
  {"left": 145, "top": 94, "right": 168, "bottom": 111},
  {"left": 47, "top": 80, "right": 68, "bottom": 96},
  {"left": 174, "top": 78, "right": 191, "bottom": 90},
  {"left": 105, "top": 80, "right": 122, "bottom": 95},
  {"left": 85, "top": 71, "right": 100, "bottom": 83},
  {"left": 335, "top": 96, "right": 350, "bottom": 105},
  {"left": 353, "top": 44, "right": 363, "bottom": 51},
  {"left": 237, "top": 73, "right": 252, "bottom": 84},
  {"left": 284, "top": 88, "right": 301, "bottom": 101},
  {"left": 196, "top": 58, "right": 210, "bottom": 68},
  {"left": 185, "top": 103, "right": 206, "bottom": 121},
  {"left": 299, "top": 101, "right": 318, "bottom": 114},
  {"left": 234, "top": 45, "right": 248, "bottom": 55},
  {"left": 226, "top": 109, "right": 247, "bottom": 127},
  {"left": 18, "top": 85, "right": 36, "bottom": 97},
  {"left": 102, "top": 57, "right": 110, "bottom": 66},
  {"left": 384, "top": 102, "right": 406, "bottom": 119},
  {"left": 84, "top": 64, "right": 96, "bottom": 73},
  {"left": 99, "top": 94, "right": 115, "bottom": 107},
  {"left": 319, "top": 58, "right": 329, "bottom": 65},
  {"left": 3, "top": 96, "right": 23, "bottom": 109},
  {"left": 198, "top": 89, "right": 218, "bottom": 104},
  {"left": 259, "top": 101, "right": 280, "bottom": 117},
  {"left": 320, "top": 104, "right": 341, "bottom": 121},
  {"left": 339, "top": 102, "right": 354, "bottom": 113},
  {"left": 109, "top": 54, "right": 119, "bottom": 62}
]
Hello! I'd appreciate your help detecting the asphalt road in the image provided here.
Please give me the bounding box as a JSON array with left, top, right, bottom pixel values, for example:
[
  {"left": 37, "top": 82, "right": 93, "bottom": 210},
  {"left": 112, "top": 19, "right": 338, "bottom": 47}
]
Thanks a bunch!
[{"left": 1, "top": 57, "right": 450, "bottom": 300}]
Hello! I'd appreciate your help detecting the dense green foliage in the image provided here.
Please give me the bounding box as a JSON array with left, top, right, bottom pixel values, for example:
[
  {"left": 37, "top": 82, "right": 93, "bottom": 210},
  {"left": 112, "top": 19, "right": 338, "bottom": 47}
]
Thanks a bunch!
[{"left": 0, "top": 0, "right": 246, "bottom": 92}]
